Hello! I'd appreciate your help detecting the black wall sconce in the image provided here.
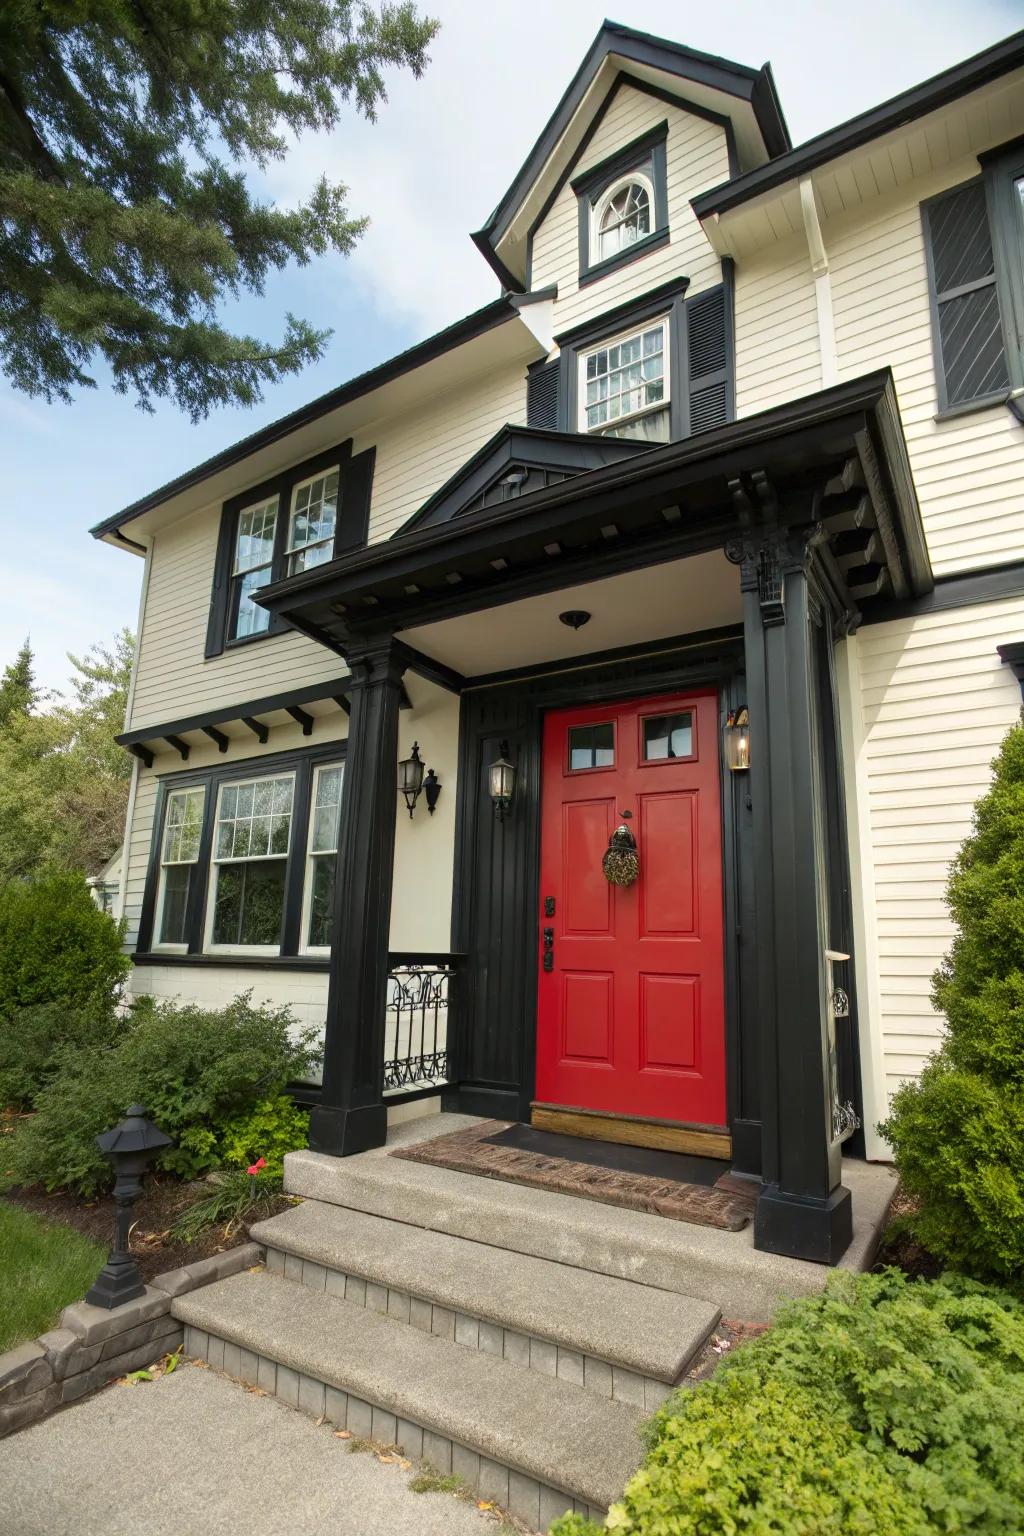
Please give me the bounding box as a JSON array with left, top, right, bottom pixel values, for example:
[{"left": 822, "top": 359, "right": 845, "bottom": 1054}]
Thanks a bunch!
[
  {"left": 489, "top": 741, "right": 517, "bottom": 822},
  {"left": 398, "top": 742, "right": 442, "bottom": 817},
  {"left": 724, "top": 706, "right": 751, "bottom": 772}
]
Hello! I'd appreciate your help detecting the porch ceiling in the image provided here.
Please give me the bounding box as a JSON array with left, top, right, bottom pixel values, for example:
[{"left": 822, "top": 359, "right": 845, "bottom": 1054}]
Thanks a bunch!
[{"left": 257, "top": 370, "right": 932, "bottom": 664}]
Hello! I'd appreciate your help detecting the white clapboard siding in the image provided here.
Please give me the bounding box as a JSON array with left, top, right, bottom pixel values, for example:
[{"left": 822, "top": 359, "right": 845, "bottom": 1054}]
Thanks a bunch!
[
  {"left": 851, "top": 596, "right": 1024, "bottom": 1120},
  {"left": 734, "top": 231, "right": 822, "bottom": 414},
  {"left": 530, "top": 84, "right": 731, "bottom": 333},
  {"left": 360, "top": 362, "right": 528, "bottom": 544}
]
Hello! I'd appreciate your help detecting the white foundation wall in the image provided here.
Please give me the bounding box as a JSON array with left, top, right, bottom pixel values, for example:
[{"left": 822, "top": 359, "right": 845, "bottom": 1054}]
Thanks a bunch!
[
  {"left": 839, "top": 596, "right": 1024, "bottom": 1154},
  {"left": 530, "top": 83, "right": 731, "bottom": 328}
]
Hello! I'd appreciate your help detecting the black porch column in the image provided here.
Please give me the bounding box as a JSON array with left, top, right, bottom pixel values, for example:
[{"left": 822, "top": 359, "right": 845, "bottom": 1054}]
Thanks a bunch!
[
  {"left": 728, "top": 526, "right": 853, "bottom": 1263},
  {"left": 310, "top": 637, "right": 404, "bottom": 1157}
]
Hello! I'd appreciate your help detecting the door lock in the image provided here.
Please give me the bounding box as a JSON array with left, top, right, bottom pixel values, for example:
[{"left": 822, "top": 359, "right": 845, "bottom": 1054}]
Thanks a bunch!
[
  {"left": 544, "top": 896, "right": 555, "bottom": 917},
  {"left": 542, "top": 926, "right": 554, "bottom": 972}
]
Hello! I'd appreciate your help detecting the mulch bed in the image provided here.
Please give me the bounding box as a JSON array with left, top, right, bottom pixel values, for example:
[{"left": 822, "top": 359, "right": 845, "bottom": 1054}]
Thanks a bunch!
[
  {"left": 873, "top": 1182, "right": 942, "bottom": 1280},
  {"left": 4, "top": 1177, "right": 293, "bottom": 1283},
  {"left": 391, "top": 1118, "right": 757, "bottom": 1232}
]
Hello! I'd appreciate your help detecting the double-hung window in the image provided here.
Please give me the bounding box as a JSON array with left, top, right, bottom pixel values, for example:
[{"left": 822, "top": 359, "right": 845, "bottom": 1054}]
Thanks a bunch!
[
  {"left": 286, "top": 470, "right": 339, "bottom": 575},
  {"left": 154, "top": 787, "right": 205, "bottom": 947},
  {"left": 231, "top": 498, "right": 279, "bottom": 639},
  {"left": 207, "top": 773, "right": 295, "bottom": 952},
  {"left": 302, "top": 763, "right": 344, "bottom": 951},
  {"left": 579, "top": 318, "right": 670, "bottom": 442}
]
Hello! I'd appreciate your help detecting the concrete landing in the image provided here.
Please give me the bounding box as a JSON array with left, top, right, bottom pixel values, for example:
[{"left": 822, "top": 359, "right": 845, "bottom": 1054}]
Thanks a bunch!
[{"left": 283, "top": 1114, "right": 897, "bottom": 1322}]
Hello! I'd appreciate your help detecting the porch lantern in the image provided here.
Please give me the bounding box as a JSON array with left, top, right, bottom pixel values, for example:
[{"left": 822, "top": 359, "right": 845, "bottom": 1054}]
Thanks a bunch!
[
  {"left": 724, "top": 707, "right": 750, "bottom": 771},
  {"left": 398, "top": 741, "right": 426, "bottom": 816},
  {"left": 489, "top": 741, "right": 516, "bottom": 822}
]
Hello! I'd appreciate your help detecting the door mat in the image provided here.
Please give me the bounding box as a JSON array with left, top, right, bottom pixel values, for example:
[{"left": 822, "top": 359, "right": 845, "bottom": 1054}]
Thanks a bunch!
[
  {"left": 390, "top": 1119, "right": 757, "bottom": 1231},
  {"left": 483, "top": 1121, "right": 727, "bottom": 1186}
]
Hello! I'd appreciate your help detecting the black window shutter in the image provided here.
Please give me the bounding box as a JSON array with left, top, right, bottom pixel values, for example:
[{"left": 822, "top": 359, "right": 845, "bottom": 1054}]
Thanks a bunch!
[
  {"left": 686, "top": 285, "right": 730, "bottom": 435},
  {"left": 526, "top": 358, "right": 560, "bottom": 430},
  {"left": 205, "top": 508, "right": 235, "bottom": 658},
  {"left": 334, "top": 446, "right": 375, "bottom": 556},
  {"left": 924, "top": 180, "right": 1010, "bottom": 409}
]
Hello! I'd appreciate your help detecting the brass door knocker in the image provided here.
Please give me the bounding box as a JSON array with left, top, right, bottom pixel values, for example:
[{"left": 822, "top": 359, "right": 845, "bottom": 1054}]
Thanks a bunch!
[{"left": 603, "top": 820, "right": 639, "bottom": 887}]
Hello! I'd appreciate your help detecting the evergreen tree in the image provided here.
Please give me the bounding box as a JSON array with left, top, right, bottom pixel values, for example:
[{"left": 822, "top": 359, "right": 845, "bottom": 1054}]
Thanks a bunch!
[
  {"left": 0, "top": 637, "right": 36, "bottom": 727},
  {"left": 881, "top": 718, "right": 1024, "bottom": 1280},
  {"left": 0, "top": 0, "right": 438, "bottom": 418}
]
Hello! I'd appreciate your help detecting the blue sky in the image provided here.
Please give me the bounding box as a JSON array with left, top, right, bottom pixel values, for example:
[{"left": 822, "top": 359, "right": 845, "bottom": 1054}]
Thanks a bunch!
[{"left": 2, "top": 0, "right": 1019, "bottom": 694}]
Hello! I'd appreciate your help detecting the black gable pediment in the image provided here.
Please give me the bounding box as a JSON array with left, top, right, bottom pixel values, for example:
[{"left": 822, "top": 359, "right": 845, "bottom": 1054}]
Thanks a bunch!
[{"left": 400, "top": 425, "right": 649, "bottom": 534}]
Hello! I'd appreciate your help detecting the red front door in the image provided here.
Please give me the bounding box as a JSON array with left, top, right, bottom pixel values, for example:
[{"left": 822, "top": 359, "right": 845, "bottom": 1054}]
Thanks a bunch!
[{"left": 536, "top": 690, "right": 726, "bottom": 1126}]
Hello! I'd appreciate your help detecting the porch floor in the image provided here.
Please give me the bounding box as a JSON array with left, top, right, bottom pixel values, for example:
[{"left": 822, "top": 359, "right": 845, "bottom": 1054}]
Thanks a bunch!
[{"left": 286, "top": 1113, "right": 897, "bottom": 1324}]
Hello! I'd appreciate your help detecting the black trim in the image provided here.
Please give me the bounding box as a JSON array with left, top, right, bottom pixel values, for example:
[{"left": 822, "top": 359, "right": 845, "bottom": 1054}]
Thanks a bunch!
[
  {"left": 463, "top": 623, "right": 744, "bottom": 691},
  {"left": 574, "top": 122, "right": 670, "bottom": 288},
  {"left": 859, "top": 558, "right": 1024, "bottom": 624},
  {"left": 556, "top": 278, "right": 690, "bottom": 439},
  {"left": 205, "top": 439, "right": 354, "bottom": 659},
  {"left": 117, "top": 678, "right": 352, "bottom": 750},
  {"left": 997, "top": 641, "right": 1024, "bottom": 699},
  {"left": 554, "top": 274, "right": 691, "bottom": 348},
  {"left": 91, "top": 298, "right": 526, "bottom": 536},
  {"left": 692, "top": 29, "right": 1024, "bottom": 220},
  {"left": 474, "top": 20, "right": 789, "bottom": 277},
  {"left": 132, "top": 952, "right": 331, "bottom": 972},
  {"left": 391, "top": 639, "right": 466, "bottom": 695},
  {"left": 981, "top": 137, "right": 1024, "bottom": 393},
  {"left": 135, "top": 738, "right": 347, "bottom": 959}
]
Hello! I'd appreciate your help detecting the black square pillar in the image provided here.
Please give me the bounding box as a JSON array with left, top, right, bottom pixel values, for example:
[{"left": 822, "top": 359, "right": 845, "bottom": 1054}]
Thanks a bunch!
[
  {"left": 727, "top": 526, "right": 853, "bottom": 1264},
  {"left": 310, "top": 637, "right": 405, "bottom": 1157}
]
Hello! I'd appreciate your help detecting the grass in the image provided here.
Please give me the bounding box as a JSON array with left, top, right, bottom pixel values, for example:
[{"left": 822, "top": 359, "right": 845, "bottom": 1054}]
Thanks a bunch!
[
  {"left": 409, "top": 1469, "right": 467, "bottom": 1495},
  {"left": 0, "top": 1198, "right": 105, "bottom": 1351}
]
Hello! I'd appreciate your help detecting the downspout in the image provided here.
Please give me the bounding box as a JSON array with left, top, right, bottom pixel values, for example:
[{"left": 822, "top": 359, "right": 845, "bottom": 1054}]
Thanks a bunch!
[
  {"left": 800, "top": 178, "right": 838, "bottom": 387},
  {"left": 114, "top": 535, "right": 152, "bottom": 926}
]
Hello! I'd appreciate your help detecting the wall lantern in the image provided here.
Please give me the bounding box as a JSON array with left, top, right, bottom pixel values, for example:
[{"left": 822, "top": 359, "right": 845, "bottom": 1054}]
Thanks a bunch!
[
  {"left": 398, "top": 742, "right": 442, "bottom": 817},
  {"left": 724, "top": 706, "right": 751, "bottom": 772},
  {"left": 489, "top": 740, "right": 517, "bottom": 822},
  {"left": 85, "top": 1106, "right": 173, "bottom": 1309}
]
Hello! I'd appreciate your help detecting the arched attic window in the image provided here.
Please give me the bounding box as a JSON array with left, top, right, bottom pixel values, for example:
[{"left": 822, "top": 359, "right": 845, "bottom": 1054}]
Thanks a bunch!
[{"left": 592, "top": 173, "right": 654, "bottom": 265}]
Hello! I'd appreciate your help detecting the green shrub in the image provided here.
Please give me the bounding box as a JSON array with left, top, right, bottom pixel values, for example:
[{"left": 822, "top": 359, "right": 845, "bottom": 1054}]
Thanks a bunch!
[
  {"left": 881, "top": 720, "right": 1024, "bottom": 1280},
  {"left": 0, "top": 999, "right": 125, "bottom": 1109},
  {"left": 169, "top": 1166, "right": 286, "bottom": 1243},
  {"left": 217, "top": 1095, "right": 310, "bottom": 1179},
  {"left": 0, "top": 867, "right": 129, "bottom": 1018},
  {"left": 4, "top": 994, "right": 319, "bottom": 1195},
  {"left": 553, "top": 1271, "right": 1024, "bottom": 1536}
]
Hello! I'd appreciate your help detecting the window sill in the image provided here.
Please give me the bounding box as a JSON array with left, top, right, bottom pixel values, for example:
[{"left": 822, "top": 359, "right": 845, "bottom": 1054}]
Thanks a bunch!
[
  {"left": 934, "top": 391, "right": 1009, "bottom": 423},
  {"left": 131, "top": 951, "right": 331, "bottom": 971},
  {"left": 578, "top": 226, "right": 670, "bottom": 289}
]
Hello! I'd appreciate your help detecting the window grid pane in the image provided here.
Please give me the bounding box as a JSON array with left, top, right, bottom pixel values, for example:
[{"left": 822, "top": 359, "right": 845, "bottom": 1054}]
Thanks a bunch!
[
  {"left": 584, "top": 323, "right": 666, "bottom": 433},
  {"left": 162, "top": 788, "right": 205, "bottom": 864},
  {"left": 234, "top": 566, "right": 273, "bottom": 639},
  {"left": 598, "top": 182, "right": 651, "bottom": 262},
  {"left": 214, "top": 775, "right": 294, "bottom": 862},
  {"left": 643, "top": 712, "right": 693, "bottom": 761},
  {"left": 234, "top": 499, "right": 278, "bottom": 575},
  {"left": 568, "top": 723, "right": 614, "bottom": 771},
  {"left": 310, "top": 765, "right": 344, "bottom": 854},
  {"left": 287, "top": 471, "right": 339, "bottom": 575},
  {"left": 158, "top": 865, "right": 192, "bottom": 946}
]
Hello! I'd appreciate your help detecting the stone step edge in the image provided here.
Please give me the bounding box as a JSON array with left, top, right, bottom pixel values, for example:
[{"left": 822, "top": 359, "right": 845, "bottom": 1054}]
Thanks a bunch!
[
  {"left": 182, "top": 1321, "right": 606, "bottom": 1531},
  {"left": 261, "top": 1240, "right": 678, "bottom": 1410}
]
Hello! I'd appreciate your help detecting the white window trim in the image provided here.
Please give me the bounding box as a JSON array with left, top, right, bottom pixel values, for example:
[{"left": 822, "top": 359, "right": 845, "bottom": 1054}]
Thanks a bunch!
[
  {"left": 590, "top": 170, "right": 656, "bottom": 267},
  {"left": 203, "top": 771, "right": 296, "bottom": 956},
  {"left": 300, "top": 760, "right": 345, "bottom": 955},
  {"left": 152, "top": 786, "right": 206, "bottom": 953},
  {"left": 577, "top": 314, "right": 670, "bottom": 437},
  {"left": 285, "top": 464, "right": 340, "bottom": 574}
]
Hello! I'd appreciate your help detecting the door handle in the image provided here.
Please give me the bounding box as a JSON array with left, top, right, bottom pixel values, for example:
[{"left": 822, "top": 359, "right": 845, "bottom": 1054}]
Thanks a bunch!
[{"left": 542, "top": 926, "right": 554, "bottom": 972}]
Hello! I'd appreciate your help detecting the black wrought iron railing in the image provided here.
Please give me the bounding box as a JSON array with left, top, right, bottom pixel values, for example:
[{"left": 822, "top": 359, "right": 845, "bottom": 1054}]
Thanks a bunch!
[{"left": 383, "top": 952, "right": 462, "bottom": 1098}]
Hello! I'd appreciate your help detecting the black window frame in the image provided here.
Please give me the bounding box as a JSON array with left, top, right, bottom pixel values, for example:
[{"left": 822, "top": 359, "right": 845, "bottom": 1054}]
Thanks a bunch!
[
  {"left": 135, "top": 739, "right": 347, "bottom": 967},
  {"left": 921, "top": 169, "right": 1018, "bottom": 418},
  {"left": 205, "top": 439, "right": 377, "bottom": 659},
  {"left": 555, "top": 273, "right": 735, "bottom": 444},
  {"left": 573, "top": 122, "right": 670, "bottom": 289}
]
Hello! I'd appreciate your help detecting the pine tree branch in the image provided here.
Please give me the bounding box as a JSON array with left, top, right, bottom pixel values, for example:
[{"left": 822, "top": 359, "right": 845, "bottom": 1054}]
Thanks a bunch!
[{"left": 0, "top": 68, "right": 65, "bottom": 184}]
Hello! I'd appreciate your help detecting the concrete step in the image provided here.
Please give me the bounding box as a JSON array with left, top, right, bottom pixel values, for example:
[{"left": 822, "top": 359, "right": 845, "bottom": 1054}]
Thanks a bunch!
[
  {"left": 173, "top": 1267, "right": 644, "bottom": 1529},
  {"left": 283, "top": 1122, "right": 897, "bottom": 1322},
  {"left": 250, "top": 1201, "right": 718, "bottom": 1398}
]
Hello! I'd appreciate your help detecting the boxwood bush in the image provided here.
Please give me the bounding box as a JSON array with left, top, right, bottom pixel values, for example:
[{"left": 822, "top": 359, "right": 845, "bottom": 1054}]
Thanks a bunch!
[
  {"left": 881, "top": 720, "right": 1024, "bottom": 1280},
  {"left": 4, "top": 994, "right": 319, "bottom": 1195},
  {"left": 554, "top": 1270, "right": 1024, "bottom": 1536},
  {"left": 0, "top": 867, "right": 128, "bottom": 1017}
]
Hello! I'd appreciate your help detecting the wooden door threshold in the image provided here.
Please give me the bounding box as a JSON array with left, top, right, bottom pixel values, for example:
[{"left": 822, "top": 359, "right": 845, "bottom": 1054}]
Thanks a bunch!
[{"left": 530, "top": 1103, "right": 732, "bottom": 1160}]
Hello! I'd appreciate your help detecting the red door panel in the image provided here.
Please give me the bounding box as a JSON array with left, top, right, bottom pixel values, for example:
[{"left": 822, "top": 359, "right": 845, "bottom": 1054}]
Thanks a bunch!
[{"left": 536, "top": 690, "right": 726, "bottom": 1127}]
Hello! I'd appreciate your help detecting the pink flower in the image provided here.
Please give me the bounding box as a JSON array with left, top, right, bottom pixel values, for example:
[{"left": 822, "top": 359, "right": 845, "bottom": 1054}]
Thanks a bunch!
[{"left": 246, "top": 1157, "right": 267, "bottom": 1176}]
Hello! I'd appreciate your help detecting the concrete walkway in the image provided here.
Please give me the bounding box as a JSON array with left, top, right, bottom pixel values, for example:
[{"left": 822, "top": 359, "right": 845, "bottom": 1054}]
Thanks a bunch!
[{"left": 0, "top": 1364, "right": 525, "bottom": 1536}]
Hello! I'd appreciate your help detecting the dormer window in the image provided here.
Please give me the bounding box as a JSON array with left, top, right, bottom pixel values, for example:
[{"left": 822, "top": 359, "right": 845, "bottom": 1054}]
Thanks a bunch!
[
  {"left": 593, "top": 176, "right": 654, "bottom": 265},
  {"left": 579, "top": 318, "right": 670, "bottom": 442},
  {"left": 573, "top": 123, "right": 669, "bottom": 288}
]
